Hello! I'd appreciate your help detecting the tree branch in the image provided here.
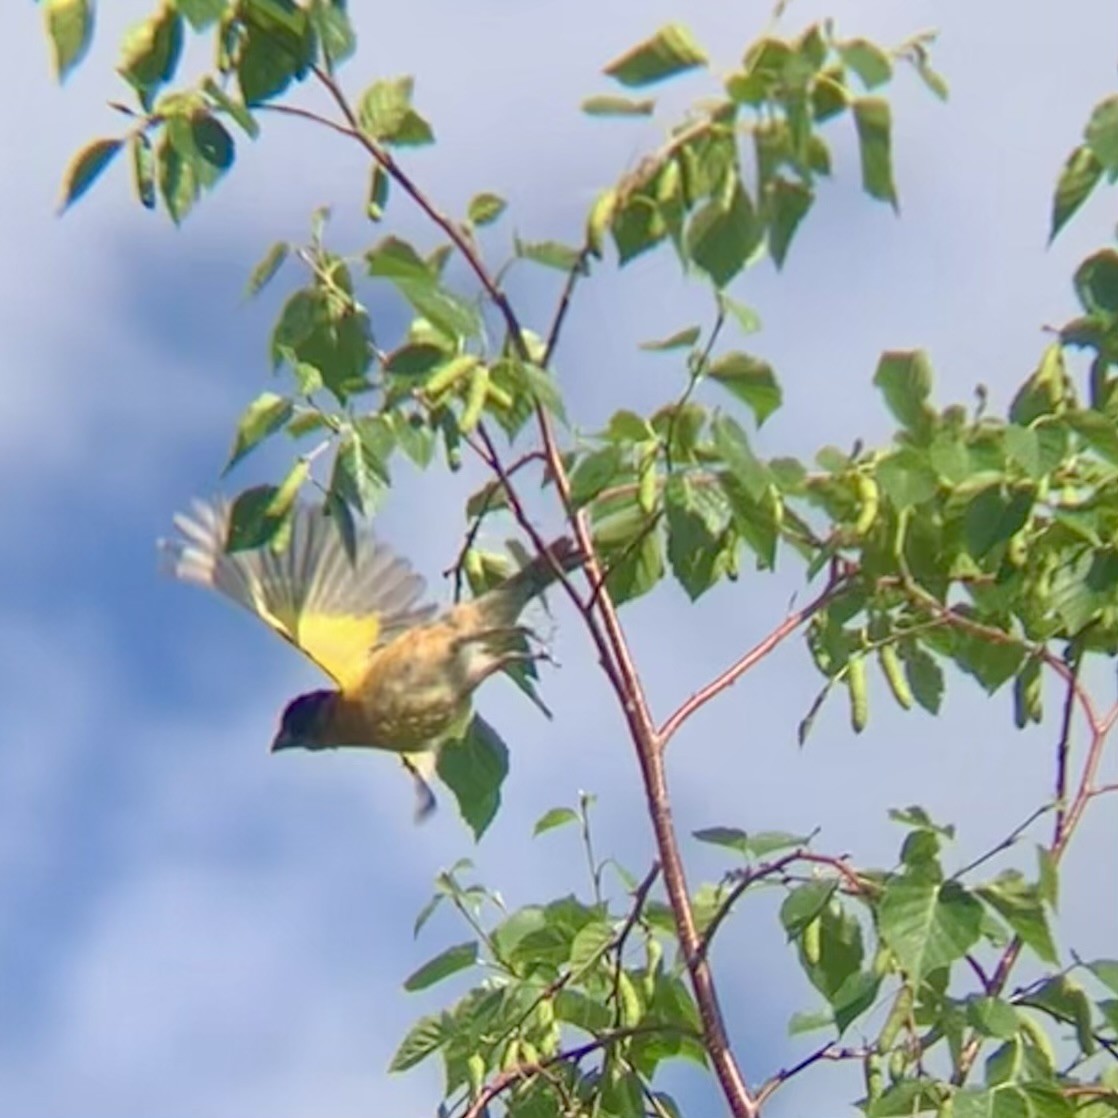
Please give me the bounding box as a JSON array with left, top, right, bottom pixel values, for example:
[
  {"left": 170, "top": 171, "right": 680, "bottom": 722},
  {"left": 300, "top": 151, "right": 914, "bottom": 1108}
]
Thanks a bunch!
[{"left": 658, "top": 573, "right": 845, "bottom": 747}]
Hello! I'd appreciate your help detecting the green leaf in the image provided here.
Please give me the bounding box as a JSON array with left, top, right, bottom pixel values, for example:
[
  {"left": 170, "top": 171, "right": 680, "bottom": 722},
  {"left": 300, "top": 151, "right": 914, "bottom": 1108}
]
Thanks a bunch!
[
  {"left": 246, "top": 241, "right": 290, "bottom": 298},
  {"left": 1085, "top": 95, "right": 1118, "bottom": 171},
  {"left": 310, "top": 0, "right": 356, "bottom": 66},
  {"left": 225, "top": 484, "right": 292, "bottom": 553},
  {"left": 693, "top": 826, "right": 751, "bottom": 856},
  {"left": 1074, "top": 250, "right": 1118, "bottom": 316},
  {"left": 968, "top": 997, "right": 1020, "bottom": 1039},
  {"left": 873, "top": 350, "right": 934, "bottom": 434},
  {"left": 389, "top": 1013, "right": 446, "bottom": 1071},
  {"left": 719, "top": 293, "right": 762, "bottom": 335},
  {"left": 780, "top": 881, "right": 838, "bottom": 938},
  {"left": 977, "top": 873, "right": 1058, "bottom": 964},
  {"left": 1088, "top": 959, "right": 1118, "bottom": 995},
  {"left": 1051, "top": 145, "right": 1102, "bottom": 242},
  {"left": 603, "top": 522, "right": 664, "bottom": 605},
  {"left": 570, "top": 445, "right": 624, "bottom": 508},
  {"left": 878, "top": 877, "right": 983, "bottom": 987},
  {"left": 59, "top": 138, "right": 123, "bottom": 212},
  {"left": 402, "top": 941, "right": 479, "bottom": 991},
  {"left": 963, "top": 486, "right": 1033, "bottom": 560},
  {"left": 604, "top": 23, "right": 708, "bottom": 88},
  {"left": 118, "top": 7, "right": 183, "bottom": 103},
  {"left": 555, "top": 989, "right": 613, "bottom": 1033},
  {"left": 203, "top": 77, "right": 260, "bottom": 139},
  {"left": 665, "top": 478, "right": 720, "bottom": 599},
  {"left": 686, "top": 180, "right": 762, "bottom": 288},
  {"left": 582, "top": 94, "right": 656, "bottom": 116},
  {"left": 838, "top": 38, "right": 892, "bottom": 88},
  {"left": 468, "top": 192, "right": 506, "bottom": 226},
  {"left": 640, "top": 326, "right": 701, "bottom": 351},
  {"left": 368, "top": 237, "right": 481, "bottom": 339},
  {"left": 533, "top": 806, "right": 579, "bottom": 836},
  {"left": 357, "top": 76, "right": 434, "bottom": 146},
  {"left": 707, "top": 352, "right": 781, "bottom": 425},
  {"left": 767, "top": 178, "right": 813, "bottom": 268},
  {"left": 177, "top": 0, "right": 226, "bottom": 30},
  {"left": 568, "top": 920, "right": 615, "bottom": 972},
  {"left": 225, "top": 392, "right": 294, "bottom": 474},
  {"left": 853, "top": 97, "right": 897, "bottom": 208},
  {"left": 44, "top": 0, "right": 94, "bottom": 81},
  {"left": 437, "top": 715, "right": 509, "bottom": 840},
  {"left": 712, "top": 414, "right": 770, "bottom": 500}
]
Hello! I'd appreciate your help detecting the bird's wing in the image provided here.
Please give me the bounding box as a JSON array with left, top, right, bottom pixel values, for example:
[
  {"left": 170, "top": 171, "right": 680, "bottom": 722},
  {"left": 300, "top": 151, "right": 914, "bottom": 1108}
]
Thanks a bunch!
[{"left": 161, "top": 497, "right": 437, "bottom": 690}]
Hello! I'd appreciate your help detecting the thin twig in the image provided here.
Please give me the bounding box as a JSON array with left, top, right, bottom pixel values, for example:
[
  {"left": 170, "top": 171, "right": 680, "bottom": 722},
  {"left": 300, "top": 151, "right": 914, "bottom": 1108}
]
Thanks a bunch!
[
  {"left": 658, "top": 574, "right": 845, "bottom": 747},
  {"left": 755, "top": 1040, "right": 869, "bottom": 1106},
  {"left": 951, "top": 803, "right": 1053, "bottom": 881},
  {"left": 1053, "top": 653, "right": 1081, "bottom": 845},
  {"left": 460, "top": 1026, "right": 701, "bottom": 1118}
]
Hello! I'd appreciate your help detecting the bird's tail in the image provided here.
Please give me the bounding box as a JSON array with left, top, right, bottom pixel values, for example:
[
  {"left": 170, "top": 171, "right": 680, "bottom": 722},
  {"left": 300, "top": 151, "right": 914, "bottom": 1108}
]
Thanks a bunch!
[{"left": 482, "top": 536, "right": 585, "bottom": 622}]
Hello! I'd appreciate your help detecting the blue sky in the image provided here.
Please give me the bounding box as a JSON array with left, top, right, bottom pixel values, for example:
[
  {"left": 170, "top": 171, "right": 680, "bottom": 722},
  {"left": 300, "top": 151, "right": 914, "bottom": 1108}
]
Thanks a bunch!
[{"left": 3, "top": 2, "right": 1118, "bottom": 1116}]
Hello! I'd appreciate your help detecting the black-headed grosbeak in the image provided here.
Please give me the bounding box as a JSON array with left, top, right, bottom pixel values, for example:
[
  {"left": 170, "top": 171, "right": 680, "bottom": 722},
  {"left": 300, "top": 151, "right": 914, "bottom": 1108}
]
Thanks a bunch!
[{"left": 161, "top": 498, "right": 582, "bottom": 814}]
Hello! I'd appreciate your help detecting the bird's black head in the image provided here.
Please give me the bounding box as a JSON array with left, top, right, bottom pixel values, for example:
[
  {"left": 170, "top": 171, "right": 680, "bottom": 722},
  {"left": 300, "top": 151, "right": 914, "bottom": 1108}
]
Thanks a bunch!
[{"left": 271, "top": 690, "right": 336, "bottom": 753}]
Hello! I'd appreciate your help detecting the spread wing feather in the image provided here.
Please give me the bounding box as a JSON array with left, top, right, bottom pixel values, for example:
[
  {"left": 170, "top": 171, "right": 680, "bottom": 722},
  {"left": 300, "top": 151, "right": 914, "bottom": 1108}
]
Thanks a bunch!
[{"left": 161, "top": 497, "right": 437, "bottom": 688}]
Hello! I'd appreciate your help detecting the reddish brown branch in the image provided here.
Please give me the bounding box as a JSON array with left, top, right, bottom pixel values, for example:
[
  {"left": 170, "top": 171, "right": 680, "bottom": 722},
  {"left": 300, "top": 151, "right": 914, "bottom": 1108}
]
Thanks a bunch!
[{"left": 658, "top": 575, "right": 845, "bottom": 747}]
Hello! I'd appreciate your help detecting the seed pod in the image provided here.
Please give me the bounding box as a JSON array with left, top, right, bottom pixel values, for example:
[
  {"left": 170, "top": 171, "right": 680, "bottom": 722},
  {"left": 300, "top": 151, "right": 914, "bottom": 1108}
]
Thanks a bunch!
[
  {"left": 879, "top": 644, "right": 913, "bottom": 710},
  {"left": 853, "top": 474, "right": 880, "bottom": 537},
  {"left": 467, "top": 1053, "right": 486, "bottom": 1095},
  {"left": 617, "top": 970, "right": 642, "bottom": 1029},
  {"left": 847, "top": 654, "right": 869, "bottom": 733},
  {"left": 637, "top": 443, "right": 659, "bottom": 514},
  {"left": 459, "top": 364, "right": 491, "bottom": 434},
  {"left": 424, "top": 354, "right": 481, "bottom": 401},
  {"left": 802, "top": 915, "right": 822, "bottom": 966},
  {"left": 863, "top": 1052, "right": 885, "bottom": 1102},
  {"left": 877, "top": 985, "right": 913, "bottom": 1050}
]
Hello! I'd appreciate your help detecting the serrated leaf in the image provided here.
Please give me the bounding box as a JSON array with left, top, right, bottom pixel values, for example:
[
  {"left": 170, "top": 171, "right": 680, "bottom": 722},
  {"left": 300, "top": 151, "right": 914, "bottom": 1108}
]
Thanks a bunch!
[
  {"left": 389, "top": 1013, "right": 446, "bottom": 1071},
  {"left": 1088, "top": 959, "right": 1118, "bottom": 994},
  {"left": 45, "top": 0, "right": 93, "bottom": 82},
  {"left": 977, "top": 873, "right": 1058, "bottom": 964},
  {"left": 640, "top": 326, "right": 701, "bottom": 351},
  {"left": 225, "top": 392, "right": 293, "bottom": 473},
  {"left": 853, "top": 96, "right": 897, "bottom": 208},
  {"left": 436, "top": 715, "right": 508, "bottom": 839},
  {"left": 570, "top": 445, "right": 624, "bottom": 507},
  {"left": 712, "top": 414, "right": 769, "bottom": 500},
  {"left": 1085, "top": 95, "right": 1118, "bottom": 172},
  {"left": 767, "top": 177, "right": 813, "bottom": 268},
  {"left": 569, "top": 920, "right": 615, "bottom": 972},
  {"left": 693, "top": 826, "right": 751, "bottom": 856},
  {"left": 686, "top": 180, "right": 762, "bottom": 288},
  {"left": 879, "top": 877, "right": 983, "bottom": 987},
  {"left": 203, "top": 77, "right": 259, "bottom": 138},
  {"left": 225, "top": 484, "right": 291, "bottom": 553},
  {"left": 839, "top": 38, "right": 892, "bottom": 88},
  {"left": 1051, "top": 145, "right": 1102, "bottom": 242},
  {"left": 59, "top": 138, "right": 123, "bottom": 211},
  {"left": 604, "top": 23, "right": 708, "bottom": 88},
  {"left": 357, "top": 76, "right": 434, "bottom": 146},
  {"left": 402, "top": 941, "right": 478, "bottom": 991},
  {"left": 533, "top": 806, "right": 579, "bottom": 836},
  {"left": 873, "top": 350, "right": 934, "bottom": 433},
  {"left": 780, "top": 880, "right": 838, "bottom": 938},
  {"left": 707, "top": 352, "right": 781, "bottom": 426},
  {"left": 468, "top": 192, "right": 506, "bottom": 226}
]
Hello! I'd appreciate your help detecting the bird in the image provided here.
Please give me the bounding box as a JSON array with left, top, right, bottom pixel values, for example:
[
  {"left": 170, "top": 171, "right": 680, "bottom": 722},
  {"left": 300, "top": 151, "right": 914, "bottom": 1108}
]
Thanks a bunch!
[{"left": 160, "top": 496, "right": 584, "bottom": 816}]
